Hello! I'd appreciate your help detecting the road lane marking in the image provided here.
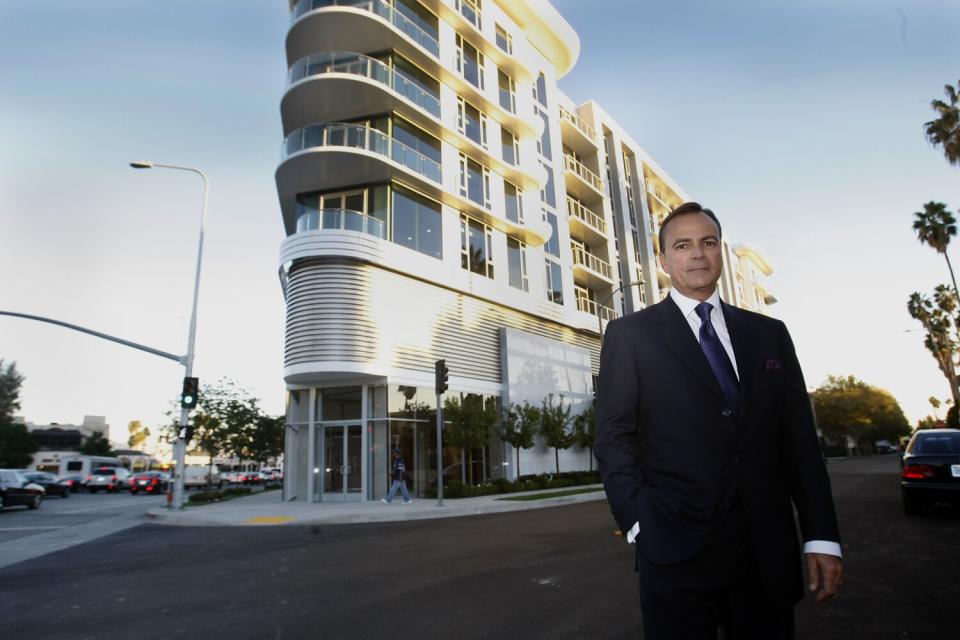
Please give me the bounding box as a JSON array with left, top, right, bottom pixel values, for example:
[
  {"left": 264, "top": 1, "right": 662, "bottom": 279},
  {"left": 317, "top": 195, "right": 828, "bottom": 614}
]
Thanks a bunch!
[{"left": 0, "top": 526, "right": 67, "bottom": 532}]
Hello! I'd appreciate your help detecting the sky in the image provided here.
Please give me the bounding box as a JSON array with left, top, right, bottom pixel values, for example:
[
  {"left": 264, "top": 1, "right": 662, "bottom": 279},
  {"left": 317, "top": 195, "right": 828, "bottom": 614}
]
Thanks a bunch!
[{"left": 1, "top": 0, "right": 958, "bottom": 447}]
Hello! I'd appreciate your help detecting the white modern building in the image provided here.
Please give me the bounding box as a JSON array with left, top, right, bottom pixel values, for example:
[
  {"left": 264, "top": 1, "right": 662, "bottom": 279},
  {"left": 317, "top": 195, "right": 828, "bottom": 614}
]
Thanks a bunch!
[{"left": 277, "top": 0, "right": 776, "bottom": 502}]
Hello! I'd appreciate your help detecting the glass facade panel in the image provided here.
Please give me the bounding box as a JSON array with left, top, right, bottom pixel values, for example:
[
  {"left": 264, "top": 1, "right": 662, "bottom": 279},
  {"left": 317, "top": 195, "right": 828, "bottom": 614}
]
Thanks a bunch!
[
  {"left": 392, "top": 185, "right": 443, "bottom": 258},
  {"left": 504, "top": 181, "right": 522, "bottom": 224},
  {"left": 497, "top": 69, "right": 515, "bottom": 113},
  {"left": 394, "top": 0, "right": 439, "bottom": 42},
  {"left": 535, "top": 72, "right": 548, "bottom": 108},
  {"left": 458, "top": 99, "right": 486, "bottom": 147},
  {"left": 464, "top": 157, "right": 486, "bottom": 206},
  {"left": 537, "top": 110, "right": 552, "bottom": 160},
  {"left": 501, "top": 128, "right": 518, "bottom": 165},
  {"left": 545, "top": 259, "right": 563, "bottom": 304},
  {"left": 458, "top": 37, "right": 484, "bottom": 89},
  {"left": 392, "top": 117, "right": 441, "bottom": 165},
  {"left": 320, "top": 386, "right": 362, "bottom": 420},
  {"left": 461, "top": 215, "right": 493, "bottom": 278},
  {"left": 544, "top": 211, "right": 560, "bottom": 257},
  {"left": 507, "top": 237, "right": 528, "bottom": 291}
]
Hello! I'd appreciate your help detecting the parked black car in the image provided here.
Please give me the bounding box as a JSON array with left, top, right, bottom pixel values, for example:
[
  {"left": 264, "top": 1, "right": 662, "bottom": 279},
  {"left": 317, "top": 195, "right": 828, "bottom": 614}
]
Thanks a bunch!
[
  {"left": 0, "top": 469, "right": 44, "bottom": 510},
  {"left": 901, "top": 428, "right": 960, "bottom": 515},
  {"left": 130, "top": 471, "right": 169, "bottom": 495},
  {"left": 58, "top": 474, "right": 86, "bottom": 493},
  {"left": 21, "top": 471, "right": 70, "bottom": 498}
]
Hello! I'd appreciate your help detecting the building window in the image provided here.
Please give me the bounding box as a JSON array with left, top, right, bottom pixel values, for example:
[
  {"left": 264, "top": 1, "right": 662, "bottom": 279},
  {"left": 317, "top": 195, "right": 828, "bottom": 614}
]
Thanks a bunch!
[
  {"left": 543, "top": 209, "right": 560, "bottom": 257},
  {"left": 507, "top": 237, "right": 528, "bottom": 291},
  {"left": 459, "top": 154, "right": 491, "bottom": 208},
  {"left": 533, "top": 72, "right": 548, "bottom": 108},
  {"left": 296, "top": 185, "right": 388, "bottom": 237},
  {"left": 456, "top": 0, "right": 481, "bottom": 29},
  {"left": 456, "top": 35, "right": 484, "bottom": 90},
  {"left": 460, "top": 214, "right": 494, "bottom": 278},
  {"left": 501, "top": 127, "right": 519, "bottom": 165},
  {"left": 392, "top": 185, "right": 442, "bottom": 259},
  {"left": 498, "top": 69, "right": 515, "bottom": 113},
  {"left": 394, "top": 0, "right": 440, "bottom": 43},
  {"left": 504, "top": 181, "right": 523, "bottom": 224},
  {"left": 539, "top": 162, "right": 556, "bottom": 208},
  {"left": 457, "top": 98, "right": 487, "bottom": 148},
  {"left": 390, "top": 53, "right": 441, "bottom": 117},
  {"left": 391, "top": 116, "right": 442, "bottom": 182},
  {"left": 545, "top": 258, "right": 563, "bottom": 305},
  {"left": 536, "top": 109, "right": 552, "bottom": 159},
  {"left": 495, "top": 24, "right": 513, "bottom": 54}
]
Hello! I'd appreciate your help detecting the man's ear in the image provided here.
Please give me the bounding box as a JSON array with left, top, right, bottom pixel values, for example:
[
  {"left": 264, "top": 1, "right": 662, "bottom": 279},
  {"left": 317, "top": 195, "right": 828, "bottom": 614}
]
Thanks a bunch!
[{"left": 658, "top": 250, "right": 666, "bottom": 270}]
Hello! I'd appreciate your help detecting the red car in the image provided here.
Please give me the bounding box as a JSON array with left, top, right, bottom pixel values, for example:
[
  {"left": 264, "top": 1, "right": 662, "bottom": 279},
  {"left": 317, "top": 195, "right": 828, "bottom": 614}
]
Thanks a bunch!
[{"left": 130, "top": 471, "right": 170, "bottom": 495}]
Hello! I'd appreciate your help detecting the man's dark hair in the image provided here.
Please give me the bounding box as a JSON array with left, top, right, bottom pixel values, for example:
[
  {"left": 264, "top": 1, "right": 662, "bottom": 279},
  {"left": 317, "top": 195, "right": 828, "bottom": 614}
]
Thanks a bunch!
[{"left": 658, "top": 202, "right": 722, "bottom": 252}]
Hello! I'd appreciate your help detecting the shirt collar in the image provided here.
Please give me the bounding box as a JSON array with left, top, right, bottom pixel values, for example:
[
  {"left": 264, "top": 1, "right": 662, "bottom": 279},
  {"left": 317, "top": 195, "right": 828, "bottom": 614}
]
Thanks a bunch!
[{"left": 669, "top": 287, "right": 723, "bottom": 321}]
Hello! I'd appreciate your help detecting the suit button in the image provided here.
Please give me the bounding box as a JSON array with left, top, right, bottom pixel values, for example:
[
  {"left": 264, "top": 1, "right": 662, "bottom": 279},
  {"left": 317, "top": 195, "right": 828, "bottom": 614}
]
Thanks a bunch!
[{"left": 721, "top": 409, "right": 732, "bottom": 417}]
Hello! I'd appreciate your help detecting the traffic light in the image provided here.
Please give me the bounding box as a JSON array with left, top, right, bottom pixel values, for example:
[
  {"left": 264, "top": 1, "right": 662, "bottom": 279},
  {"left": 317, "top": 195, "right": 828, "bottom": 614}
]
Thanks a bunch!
[
  {"left": 180, "top": 376, "right": 199, "bottom": 409},
  {"left": 434, "top": 359, "right": 449, "bottom": 395}
]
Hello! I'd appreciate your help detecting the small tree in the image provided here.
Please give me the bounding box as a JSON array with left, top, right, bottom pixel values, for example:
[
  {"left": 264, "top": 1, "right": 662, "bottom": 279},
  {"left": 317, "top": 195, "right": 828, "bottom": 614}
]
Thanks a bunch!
[
  {"left": 0, "top": 421, "right": 37, "bottom": 468},
  {"left": 250, "top": 414, "right": 285, "bottom": 466},
  {"left": 444, "top": 394, "right": 497, "bottom": 484},
  {"left": 127, "top": 420, "right": 150, "bottom": 450},
  {"left": 501, "top": 401, "right": 540, "bottom": 479},
  {"left": 0, "top": 359, "right": 25, "bottom": 423},
  {"left": 80, "top": 431, "right": 114, "bottom": 456},
  {"left": 908, "top": 287, "right": 960, "bottom": 407},
  {"left": 572, "top": 402, "right": 597, "bottom": 471},
  {"left": 540, "top": 393, "right": 573, "bottom": 474}
]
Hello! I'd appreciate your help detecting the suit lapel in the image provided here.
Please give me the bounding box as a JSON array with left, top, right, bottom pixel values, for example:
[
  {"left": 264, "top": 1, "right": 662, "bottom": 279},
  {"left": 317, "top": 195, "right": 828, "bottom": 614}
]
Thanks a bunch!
[
  {"left": 656, "top": 297, "right": 726, "bottom": 404},
  {"left": 721, "top": 301, "right": 756, "bottom": 418}
]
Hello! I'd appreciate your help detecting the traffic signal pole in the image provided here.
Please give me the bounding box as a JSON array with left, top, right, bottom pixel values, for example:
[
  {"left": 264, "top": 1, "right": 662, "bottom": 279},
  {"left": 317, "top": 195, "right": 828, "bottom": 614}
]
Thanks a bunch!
[{"left": 434, "top": 359, "right": 449, "bottom": 507}]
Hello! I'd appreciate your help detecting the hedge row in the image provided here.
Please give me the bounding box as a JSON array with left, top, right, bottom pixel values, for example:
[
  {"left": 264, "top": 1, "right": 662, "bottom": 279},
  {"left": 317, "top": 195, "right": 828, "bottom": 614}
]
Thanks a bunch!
[
  {"left": 187, "top": 487, "right": 253, "bottom": 505},
  {"left": 422, "top": 470, "right": 600, "bottom": 499}
]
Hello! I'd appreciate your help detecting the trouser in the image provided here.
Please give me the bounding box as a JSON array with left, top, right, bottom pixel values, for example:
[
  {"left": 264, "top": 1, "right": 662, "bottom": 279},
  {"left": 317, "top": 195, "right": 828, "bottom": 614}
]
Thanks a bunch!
[
  {"left": 384, "top": 479, "right": 411, "bottom": 502},
  {"left": 636, "top": 501, "right": 794, "bottom": 640}
]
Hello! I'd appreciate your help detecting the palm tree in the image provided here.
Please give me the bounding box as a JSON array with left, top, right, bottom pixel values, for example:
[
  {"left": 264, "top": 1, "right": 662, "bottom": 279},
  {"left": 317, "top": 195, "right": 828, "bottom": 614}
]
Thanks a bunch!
[
  {"left": 913, "top": 201, "right": 959, "bottom": 296},
  {"left": 925, "top": 79, "right": 960, "bottom": 166}
]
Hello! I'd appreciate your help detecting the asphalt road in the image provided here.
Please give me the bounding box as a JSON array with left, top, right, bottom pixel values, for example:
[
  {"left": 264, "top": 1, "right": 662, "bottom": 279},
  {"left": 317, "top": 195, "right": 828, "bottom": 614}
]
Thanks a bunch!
[{"left": 0, "top": 455, "right": 956, "bottom": 639}]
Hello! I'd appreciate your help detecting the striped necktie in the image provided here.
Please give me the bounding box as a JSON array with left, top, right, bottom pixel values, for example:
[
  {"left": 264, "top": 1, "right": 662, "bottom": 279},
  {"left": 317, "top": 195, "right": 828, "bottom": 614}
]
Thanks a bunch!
[{"left": 695, "top": 302, "right": 740, "bottom": 413}]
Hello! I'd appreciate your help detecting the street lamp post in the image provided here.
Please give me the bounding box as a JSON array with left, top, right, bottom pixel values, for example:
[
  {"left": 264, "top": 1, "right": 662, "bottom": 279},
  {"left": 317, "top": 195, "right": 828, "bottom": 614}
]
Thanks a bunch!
[
  {"left": 131, "top": 160, "right": 209, "bottom": 510},
  {"left": 596, "top": 280, "right": 645, "bottom": 342}
]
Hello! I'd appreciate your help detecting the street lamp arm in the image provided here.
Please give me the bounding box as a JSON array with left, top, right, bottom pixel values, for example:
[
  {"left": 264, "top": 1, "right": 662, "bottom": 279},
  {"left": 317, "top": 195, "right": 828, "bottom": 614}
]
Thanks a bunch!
[
  {"left": 0, "top": 310, "right": 184, "bottom": 363},
  {"left": 597, "top": 280, "right": 645, "bottom": 341}
]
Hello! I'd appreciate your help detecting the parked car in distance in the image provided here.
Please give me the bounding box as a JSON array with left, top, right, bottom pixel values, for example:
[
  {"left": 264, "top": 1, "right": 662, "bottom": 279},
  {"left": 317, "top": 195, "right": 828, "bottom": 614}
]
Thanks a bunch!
[
  {"left": 0, "top": 469, "right": 44, "bottom": 510},
  {"left": 21, "top": 471, "right": 70, "bottom": 498},
  {"left": 58, "top": 474, "right": 86, "bottom": 493},
  {"left": 183, "top": 466, "right": 222, "bottom": 490},
  {"left": 901, "top": 428, "right": 960, "bottom": 515},
  {"left": 130, "top": 471, "right": 170, "bottom": 495},
  {"left": 87, "top": 467, "right": 132, "bottom": 493}
]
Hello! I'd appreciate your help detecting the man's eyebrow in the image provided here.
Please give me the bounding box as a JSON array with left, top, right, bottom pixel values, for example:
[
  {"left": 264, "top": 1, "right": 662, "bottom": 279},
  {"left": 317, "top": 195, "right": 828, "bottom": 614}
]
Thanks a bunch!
[{"left": 671, "top": 234, "right": 719, "bottom": 246}]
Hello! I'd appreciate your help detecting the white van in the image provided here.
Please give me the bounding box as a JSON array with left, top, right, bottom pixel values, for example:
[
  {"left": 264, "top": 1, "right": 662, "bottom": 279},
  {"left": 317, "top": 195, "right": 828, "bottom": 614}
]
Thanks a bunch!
[{"left": 183, "top": 465, "right": 222, "bottom": 490}]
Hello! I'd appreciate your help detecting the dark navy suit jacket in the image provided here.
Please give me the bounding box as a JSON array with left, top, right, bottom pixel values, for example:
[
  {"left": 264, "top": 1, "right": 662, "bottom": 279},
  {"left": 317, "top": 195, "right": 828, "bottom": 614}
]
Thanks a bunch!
[{"left": 594, "top": 296, "right": 840, "bottom": 605}]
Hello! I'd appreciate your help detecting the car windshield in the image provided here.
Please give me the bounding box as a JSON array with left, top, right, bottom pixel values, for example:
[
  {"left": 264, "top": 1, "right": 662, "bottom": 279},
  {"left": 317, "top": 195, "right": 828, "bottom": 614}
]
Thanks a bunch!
[{"left": 913, "top": 434, "right": 960, "bottom": 454}]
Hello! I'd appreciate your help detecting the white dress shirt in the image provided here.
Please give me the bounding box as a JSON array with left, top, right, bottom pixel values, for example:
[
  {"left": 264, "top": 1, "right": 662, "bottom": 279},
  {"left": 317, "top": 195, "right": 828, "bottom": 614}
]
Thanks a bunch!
[{"left": 625, "top": 288, "right": 841, "bottom": 558}]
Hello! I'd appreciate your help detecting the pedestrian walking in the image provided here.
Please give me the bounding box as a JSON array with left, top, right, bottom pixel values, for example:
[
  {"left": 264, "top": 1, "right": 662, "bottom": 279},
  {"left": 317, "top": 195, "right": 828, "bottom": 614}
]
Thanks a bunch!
[{"left": 382, "top": 448, "right": 412, "bottom": 504}]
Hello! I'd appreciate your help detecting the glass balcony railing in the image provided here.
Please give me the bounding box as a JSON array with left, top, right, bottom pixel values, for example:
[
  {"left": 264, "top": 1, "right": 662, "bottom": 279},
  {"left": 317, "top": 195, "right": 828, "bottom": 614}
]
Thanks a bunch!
[
  {"left": 559, "top": 105, "right": 596, "bottom": 142},
  {"left": 576, "top": 296, "right": 617, "bottom": 322},
  {"left": 283, "top": 122, "right": 442, "bottom": 185},
  {"left": 564, "top": 155, "right": 604, "bottom": 194},
  {"left": 295, "top": 206, "right": 386, "bottom": 239},
  {"left": 571, "top": 244, "right": 612, "bottom": 280},
  {"left": 290, "top": 0, "right": 439, "bottom": 58},
  {"left": 289, "top": 51, "right": 440, "bottom": 118},
  {"left": 566, "top": 196, "right": 607, "bottom": 234}
]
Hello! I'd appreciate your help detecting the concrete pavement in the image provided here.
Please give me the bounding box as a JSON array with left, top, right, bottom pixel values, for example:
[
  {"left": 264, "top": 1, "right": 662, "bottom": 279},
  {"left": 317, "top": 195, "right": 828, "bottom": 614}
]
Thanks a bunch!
[{"left": 146, "top": 485, "right": 607, "bottom": 527}]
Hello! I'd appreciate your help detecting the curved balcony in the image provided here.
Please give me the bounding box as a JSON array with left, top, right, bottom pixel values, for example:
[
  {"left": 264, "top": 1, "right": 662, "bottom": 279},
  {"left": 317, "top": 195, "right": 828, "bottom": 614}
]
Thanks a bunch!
[
  {"left": 289, "top": 0, "right": 439, "bottom": 62},
  {"left": 576, "top": 296, "right": 617, "bottom": 323},
  {"left": 563, "top": 154, "right": 604, "bottom": 203},
  {"left": 286, "top": 0, "right": 541, "bottom": 142},
  {"left": 295, "top": 206, "right": 386, "bottom": 239},
  {"left": 282, "top": 51, "right": 440, "bottom": 135},
  {"left": 276, "top": 122, "right": 552, "bottom": 247},
  {"left": 281, "top": 52, "right": 543, "bottom": 192}
]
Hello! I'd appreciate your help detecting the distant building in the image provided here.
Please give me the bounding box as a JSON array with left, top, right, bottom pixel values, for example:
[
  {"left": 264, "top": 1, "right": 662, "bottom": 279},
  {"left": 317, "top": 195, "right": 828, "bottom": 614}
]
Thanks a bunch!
[
  {"left": 15, "top": 415, "right": 112, "bottom": 472},
  {"left": 276, "top": 0, "right": 778, "bottom": 503}
]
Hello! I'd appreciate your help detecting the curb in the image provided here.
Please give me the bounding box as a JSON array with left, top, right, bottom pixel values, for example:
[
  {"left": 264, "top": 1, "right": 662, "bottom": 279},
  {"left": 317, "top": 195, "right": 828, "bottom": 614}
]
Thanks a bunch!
[{"left": 144, "top": 488, "right": 607, "bottom": 528}]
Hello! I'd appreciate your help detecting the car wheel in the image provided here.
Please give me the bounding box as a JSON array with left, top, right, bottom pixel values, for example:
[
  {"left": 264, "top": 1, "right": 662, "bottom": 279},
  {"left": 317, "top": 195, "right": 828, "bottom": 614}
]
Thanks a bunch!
[
  {"left": 62, "top": 489, "right": 70, "bottom": 498},
  {"left": 903, "top": 491, "right": 923, "bottom": 516},
  {"left": 28, "top": 494, "right": 42, "bottom": 510}
]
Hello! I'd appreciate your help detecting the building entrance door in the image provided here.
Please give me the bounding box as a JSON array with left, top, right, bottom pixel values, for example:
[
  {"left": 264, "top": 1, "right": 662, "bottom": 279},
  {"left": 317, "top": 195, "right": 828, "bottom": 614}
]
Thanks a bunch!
[{"left": 321, "top": 425, "right": 362, "bottom": 502}]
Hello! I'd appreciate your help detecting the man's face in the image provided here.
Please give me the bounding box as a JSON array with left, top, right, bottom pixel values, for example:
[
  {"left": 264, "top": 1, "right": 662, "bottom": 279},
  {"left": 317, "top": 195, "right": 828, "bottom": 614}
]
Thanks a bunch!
[{"left": 658, "top": 212, "right": 723, "bottom": 301}]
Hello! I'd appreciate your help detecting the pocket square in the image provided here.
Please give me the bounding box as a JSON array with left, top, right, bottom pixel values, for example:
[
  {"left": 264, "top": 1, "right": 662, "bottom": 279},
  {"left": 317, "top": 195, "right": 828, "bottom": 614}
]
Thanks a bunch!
[{"left": 766, "top": 359, "right": 782, "bottom": 371}]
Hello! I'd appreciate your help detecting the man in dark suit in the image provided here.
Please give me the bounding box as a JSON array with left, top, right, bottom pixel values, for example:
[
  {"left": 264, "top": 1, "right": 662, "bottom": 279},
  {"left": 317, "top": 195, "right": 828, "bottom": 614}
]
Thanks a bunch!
[{"left": 595, "top": 203, "right": 842, "bottom": 639}]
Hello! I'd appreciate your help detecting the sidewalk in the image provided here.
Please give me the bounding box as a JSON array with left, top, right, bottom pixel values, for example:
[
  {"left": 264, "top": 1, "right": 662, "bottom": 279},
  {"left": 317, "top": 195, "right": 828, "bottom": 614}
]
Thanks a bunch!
[{"left": 146, "top": 485, "right": 607, "bottom": 527}]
